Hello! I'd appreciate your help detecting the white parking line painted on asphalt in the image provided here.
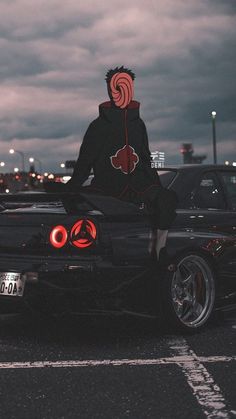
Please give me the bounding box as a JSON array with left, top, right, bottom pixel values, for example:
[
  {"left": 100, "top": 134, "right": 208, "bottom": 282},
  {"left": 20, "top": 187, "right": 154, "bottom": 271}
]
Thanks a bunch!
[
  {"left": 0, "top": 355, "right": 235, "bottom": 369},
  {"left": 168, "top": 337, "right": 233, "bottom": 419}
]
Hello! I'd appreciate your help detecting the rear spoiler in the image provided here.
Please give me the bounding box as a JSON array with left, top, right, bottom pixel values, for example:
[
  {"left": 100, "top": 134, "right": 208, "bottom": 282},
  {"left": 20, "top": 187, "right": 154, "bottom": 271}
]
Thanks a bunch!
[
  {"left": 0, "top": 192, "right": 81, "bottom": 203},
  {"left": 0, "top": 192, "right": 145, "bottom": 216}
]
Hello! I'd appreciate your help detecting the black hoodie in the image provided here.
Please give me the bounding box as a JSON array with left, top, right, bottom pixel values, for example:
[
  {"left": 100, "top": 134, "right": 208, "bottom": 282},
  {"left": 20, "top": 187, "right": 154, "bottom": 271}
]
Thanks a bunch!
[{"left": 67, "top": 100, "right": 162, "bottom": 203}]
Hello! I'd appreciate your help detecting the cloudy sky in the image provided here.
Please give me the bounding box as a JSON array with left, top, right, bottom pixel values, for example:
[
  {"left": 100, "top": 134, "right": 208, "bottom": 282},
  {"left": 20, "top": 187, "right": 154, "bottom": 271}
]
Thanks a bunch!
[{"left": 0, "top": 0, "right": 235, "bottom": 173}]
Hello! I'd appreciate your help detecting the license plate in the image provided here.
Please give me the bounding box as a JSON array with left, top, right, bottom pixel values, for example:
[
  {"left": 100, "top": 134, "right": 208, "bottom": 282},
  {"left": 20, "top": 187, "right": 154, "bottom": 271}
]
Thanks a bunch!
[{"left": 0, "top": 272, "right": 25, "bottom": 297}]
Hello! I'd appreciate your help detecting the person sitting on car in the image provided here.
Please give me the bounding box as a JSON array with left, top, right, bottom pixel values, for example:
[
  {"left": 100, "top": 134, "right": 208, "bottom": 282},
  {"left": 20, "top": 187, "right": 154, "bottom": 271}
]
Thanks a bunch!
[{"left": 65, "top": 66, "right": 178, "bottom": 261}]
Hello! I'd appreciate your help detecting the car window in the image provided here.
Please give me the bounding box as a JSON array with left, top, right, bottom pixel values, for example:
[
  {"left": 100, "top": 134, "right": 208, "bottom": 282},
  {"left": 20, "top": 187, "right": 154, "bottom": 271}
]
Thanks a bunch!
[
  {"left": 157, "top": 170, "right": 177, "bottom": 188},
  {"left": 219, "top": 171, "right": 236, "bottom": 209},
  {"left": 193, "top": 172, "right": 225, "bottom": 209}
]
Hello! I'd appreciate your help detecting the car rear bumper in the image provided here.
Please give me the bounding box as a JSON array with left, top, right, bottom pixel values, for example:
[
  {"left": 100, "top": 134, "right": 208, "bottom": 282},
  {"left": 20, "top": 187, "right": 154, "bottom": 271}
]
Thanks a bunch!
[
  {"left": 0, "top": 253, "right": 97, "bottom": 273},
  {"left": 0, "top": 253, "right": 156, "bottom": 315}
]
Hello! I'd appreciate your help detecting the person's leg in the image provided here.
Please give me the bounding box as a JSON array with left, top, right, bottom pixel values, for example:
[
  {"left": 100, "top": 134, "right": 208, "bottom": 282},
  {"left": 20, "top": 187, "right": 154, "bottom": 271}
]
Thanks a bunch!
[
  {"left": 148, "top": 187, "right": 177, "bottom": 260},
  {"left": 156, "top": 229, "right": 168, "bottom": 259},
  {"left": 148, "top": 228, "right": 168, "bottom": 260},
  {"left": 148, "top": 228, "right": 157, "bottom": 259}
]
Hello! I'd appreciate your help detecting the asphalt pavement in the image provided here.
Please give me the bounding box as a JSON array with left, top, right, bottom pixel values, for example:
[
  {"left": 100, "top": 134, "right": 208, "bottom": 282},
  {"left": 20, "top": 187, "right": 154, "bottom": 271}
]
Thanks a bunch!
[{"left": 0, "top": 310, "right": 236, "bottom": 419}]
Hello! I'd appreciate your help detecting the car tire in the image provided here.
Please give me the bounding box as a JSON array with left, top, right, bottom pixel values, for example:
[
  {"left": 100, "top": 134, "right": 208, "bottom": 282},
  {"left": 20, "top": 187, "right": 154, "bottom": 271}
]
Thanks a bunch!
[{"left": 161, "top": 252, "right": 215, "bottom": 332}]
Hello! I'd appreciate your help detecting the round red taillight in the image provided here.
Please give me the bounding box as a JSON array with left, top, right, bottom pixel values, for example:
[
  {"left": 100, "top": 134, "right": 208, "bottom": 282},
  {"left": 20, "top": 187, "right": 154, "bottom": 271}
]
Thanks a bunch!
[
  {"left": 50, "top": 225, "right": 68, "bottom": 248},
  {"left": 70, "top": 219, "right": 97, "bottom": 248}
]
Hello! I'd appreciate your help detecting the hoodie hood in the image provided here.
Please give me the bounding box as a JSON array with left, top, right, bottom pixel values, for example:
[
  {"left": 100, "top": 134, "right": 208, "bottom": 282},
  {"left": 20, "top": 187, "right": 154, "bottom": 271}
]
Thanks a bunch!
[{"left": 99, "top": 100, "right": 140, "bottom": 123}]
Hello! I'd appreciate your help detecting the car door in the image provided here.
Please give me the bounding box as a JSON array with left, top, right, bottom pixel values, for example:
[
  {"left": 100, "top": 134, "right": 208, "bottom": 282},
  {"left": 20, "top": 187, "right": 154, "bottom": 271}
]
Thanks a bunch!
[
  {"left": 216, "top": 170, "right": 236, "bottom": 294},
  {"left": 190, "top": 170, "right": 236, "bottom": 297}
]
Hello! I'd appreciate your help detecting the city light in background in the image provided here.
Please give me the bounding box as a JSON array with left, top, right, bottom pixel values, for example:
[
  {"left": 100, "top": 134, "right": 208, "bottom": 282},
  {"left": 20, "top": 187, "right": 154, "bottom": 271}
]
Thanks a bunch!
[{"left": 9, "top": 149, "right": 25, "bottom": 172}]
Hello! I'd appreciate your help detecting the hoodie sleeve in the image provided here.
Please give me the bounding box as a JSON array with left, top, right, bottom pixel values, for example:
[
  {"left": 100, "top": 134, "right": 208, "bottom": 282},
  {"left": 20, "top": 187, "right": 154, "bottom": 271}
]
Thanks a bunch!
[{"left": 65, "top": 120, "right": 100, "bottom": 191}]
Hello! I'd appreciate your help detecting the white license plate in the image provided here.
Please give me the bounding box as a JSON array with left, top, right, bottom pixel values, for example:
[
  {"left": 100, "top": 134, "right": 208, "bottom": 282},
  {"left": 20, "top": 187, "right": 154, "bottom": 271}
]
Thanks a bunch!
[{"left": 0, "top": 272, "right": 25, "bottom": 297}]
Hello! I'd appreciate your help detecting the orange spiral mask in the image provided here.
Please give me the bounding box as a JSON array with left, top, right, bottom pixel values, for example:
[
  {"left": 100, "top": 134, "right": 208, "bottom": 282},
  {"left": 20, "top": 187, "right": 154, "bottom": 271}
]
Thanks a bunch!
[{"left": 110, "top": 72, "right": 134, "bottom": 109}]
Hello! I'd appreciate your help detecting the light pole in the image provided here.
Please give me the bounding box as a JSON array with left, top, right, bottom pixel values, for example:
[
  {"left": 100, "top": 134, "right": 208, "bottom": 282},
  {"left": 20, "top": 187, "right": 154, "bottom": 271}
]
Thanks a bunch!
[
  {"left": 9, "top": 149, "right": 25, "bottom": 172},
  {"left": 60, "top": 163, "right": 67, "bottom": 173},
  {"left": 0, "top": 162, "right": 5, "bottom": 175},
  {"left": 29, "top": 157, "right": 42, "bottom": 174},
  {"left": 211, "top": 111, "right": 217, "bottom": 164}
]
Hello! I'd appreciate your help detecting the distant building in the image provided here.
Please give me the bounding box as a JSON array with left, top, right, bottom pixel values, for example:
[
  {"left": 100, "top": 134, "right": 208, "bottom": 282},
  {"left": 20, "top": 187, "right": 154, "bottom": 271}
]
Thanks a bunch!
[
  {"left": 151, "top": 151, "right": 165, "bottom": 168},
  {"left": 180, "top": 143, "right": 206, "bottom": 164}
]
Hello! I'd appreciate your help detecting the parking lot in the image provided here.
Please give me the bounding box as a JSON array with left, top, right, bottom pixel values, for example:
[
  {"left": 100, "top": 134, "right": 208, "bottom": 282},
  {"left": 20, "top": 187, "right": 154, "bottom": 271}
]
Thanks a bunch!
[{"left": 0, "top": 310, "right": 236, "bottom": 419}]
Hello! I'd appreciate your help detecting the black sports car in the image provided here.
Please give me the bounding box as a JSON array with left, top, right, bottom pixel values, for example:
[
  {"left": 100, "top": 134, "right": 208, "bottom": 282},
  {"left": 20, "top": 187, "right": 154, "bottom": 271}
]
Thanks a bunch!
[{"left": 0, "top": 164, "right": 235, "bottom": 332}]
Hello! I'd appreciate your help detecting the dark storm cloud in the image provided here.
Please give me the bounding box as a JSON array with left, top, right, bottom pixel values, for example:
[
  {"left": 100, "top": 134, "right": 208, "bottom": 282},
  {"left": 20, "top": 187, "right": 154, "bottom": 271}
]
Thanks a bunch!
[
  {"left": 0, "top": 0, "right": 235, "bottom": 170},
  {"left": 208, "top": 0, "right": 236, "bottom": 15},
  {"left": 0, "top": 114, "right": 83, "bottom": 141},
  {"left": 0, "top": 42, "right": 47, "bottom": 79}
]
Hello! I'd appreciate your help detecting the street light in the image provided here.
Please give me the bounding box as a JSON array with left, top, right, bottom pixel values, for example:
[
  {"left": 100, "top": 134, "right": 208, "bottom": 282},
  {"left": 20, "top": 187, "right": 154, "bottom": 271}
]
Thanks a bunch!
[
  {"left": 0, "top": 162, "right": 5, "bottom": 167},
  {"left": 9, "top": 149, "right": 25, "bottom": 172},
  {"left": 29, "top": 157, "right": 42, "bottom": 174},
  {"left": 211, "top": 111, "right": 217, "bottom": 164},
  {"left": 14, "top": 167, "right": 19, "bottom": 173}
]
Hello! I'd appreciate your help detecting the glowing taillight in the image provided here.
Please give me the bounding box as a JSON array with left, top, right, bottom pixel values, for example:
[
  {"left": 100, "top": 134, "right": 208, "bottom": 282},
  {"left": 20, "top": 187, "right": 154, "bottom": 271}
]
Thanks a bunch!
[
  {"left": 50, "top": 225, "right": 68, "bottom": 248},
  {"left": 70, "top": 219, "right": 97, "bottom": 248}
]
